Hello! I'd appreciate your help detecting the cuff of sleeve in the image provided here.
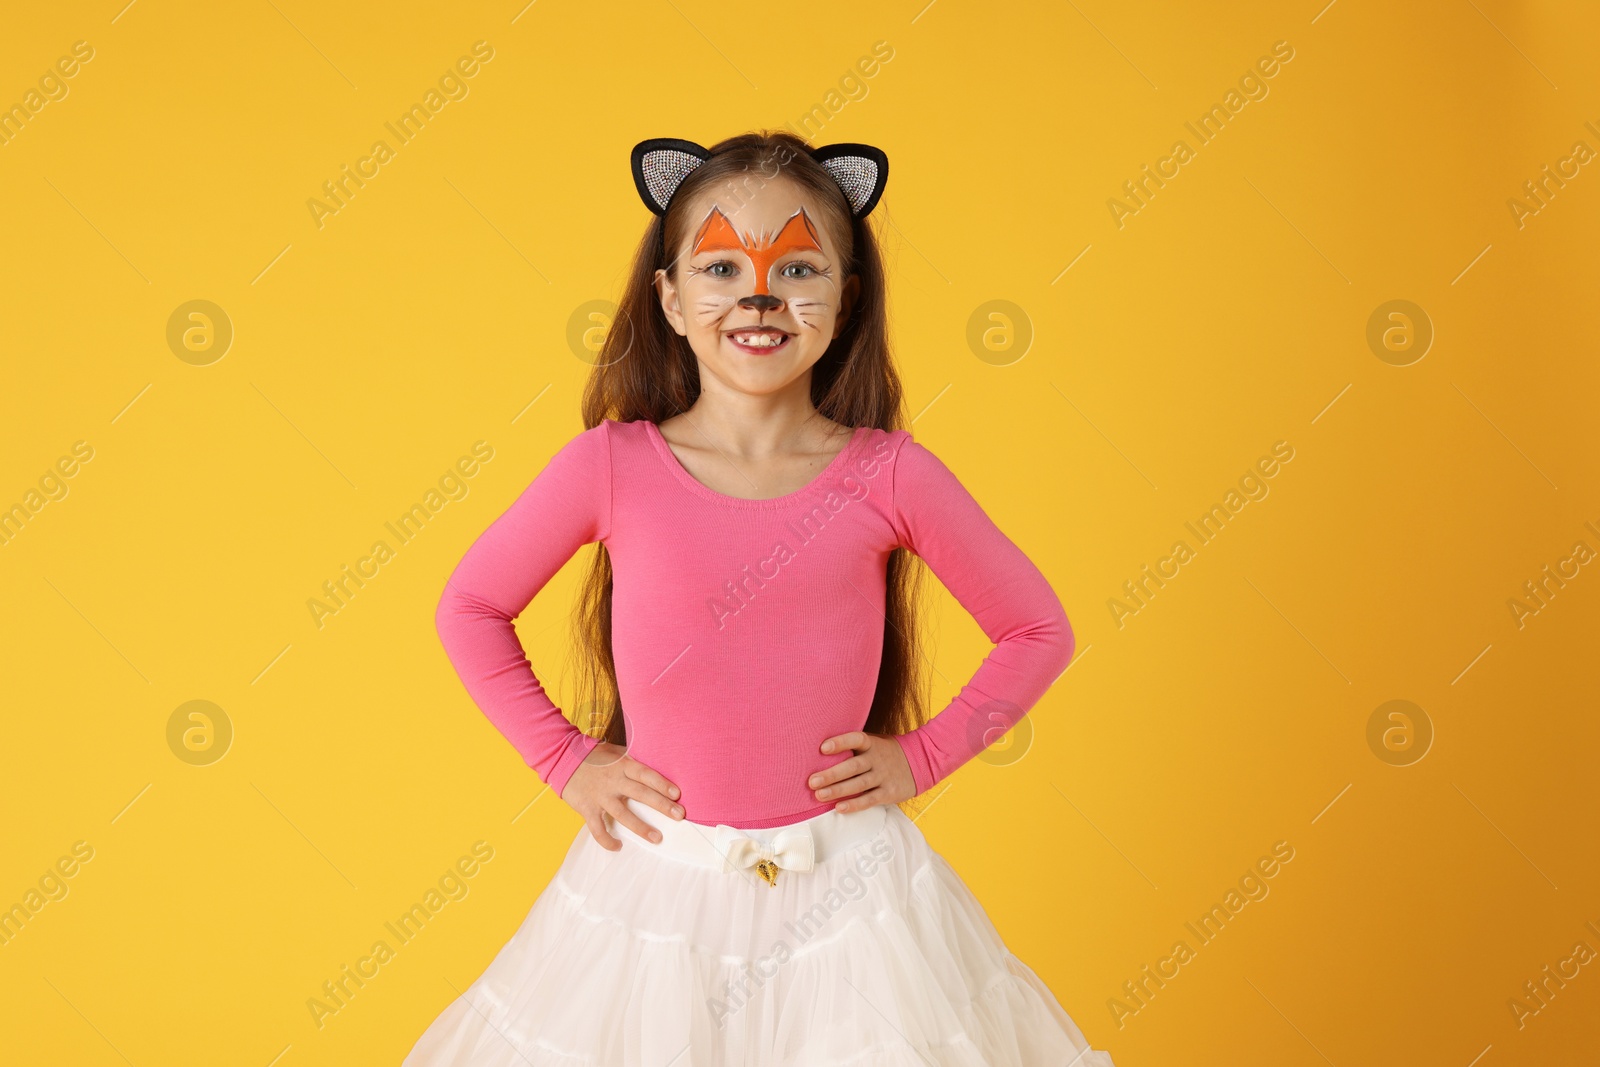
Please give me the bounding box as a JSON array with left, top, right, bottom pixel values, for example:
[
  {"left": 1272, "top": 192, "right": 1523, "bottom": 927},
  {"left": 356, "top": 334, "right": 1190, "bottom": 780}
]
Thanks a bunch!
[
  {"left": 893, "top": 729, "right": 936, "bottom": 797},
  {"left": 544, "top": 729, "right": 602, "bottom": 800}
]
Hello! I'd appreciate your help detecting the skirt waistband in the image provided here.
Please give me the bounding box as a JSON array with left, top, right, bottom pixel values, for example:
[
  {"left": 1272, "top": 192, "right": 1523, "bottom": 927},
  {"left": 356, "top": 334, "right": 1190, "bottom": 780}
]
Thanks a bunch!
[{"left": 611, "top": 799, "right": 890, "bottom": 884}]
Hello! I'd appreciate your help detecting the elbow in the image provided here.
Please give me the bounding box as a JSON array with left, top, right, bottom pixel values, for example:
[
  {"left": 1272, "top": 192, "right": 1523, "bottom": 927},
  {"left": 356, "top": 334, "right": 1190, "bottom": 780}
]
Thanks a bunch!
[
  {"left": 434, "top": 576, "right": 466, "bottom": 645},
  {"left": 434, "top": 574, "right": 517, "bottom": 648},
  {"left": 1000, "top": 589, "right": 1076, "bottom": 680},
  {"left": 1048, "top": 597, "right": 1076, "bottom": 676}
]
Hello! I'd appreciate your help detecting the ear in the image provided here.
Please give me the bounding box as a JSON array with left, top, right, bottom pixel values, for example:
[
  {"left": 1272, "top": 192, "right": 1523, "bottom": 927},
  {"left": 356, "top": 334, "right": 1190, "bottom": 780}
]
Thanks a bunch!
[
  {"left": 832, "top": 273, "right": 861, "bottom": 340},
  {"left": 809, "top": 142, "right": 889, "bottom": 218},
  {"left": 631, "top": 138, "right": 712, "bottom": 216},
  {"left": 653, "top": 266, "right": 688, "bottom": 337}
]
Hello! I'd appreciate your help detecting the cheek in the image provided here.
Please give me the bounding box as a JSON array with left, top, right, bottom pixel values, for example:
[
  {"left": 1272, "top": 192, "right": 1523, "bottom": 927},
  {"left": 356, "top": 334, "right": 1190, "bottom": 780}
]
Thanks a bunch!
[
  {"left": 792, "top": 274, "right": 838, "bottom": 301},
  {"left": 689, "top": 292, "right": 738, "bottom": 325},
  {"left": 788, "top": 286, "right": 836, "bottom": 323}
]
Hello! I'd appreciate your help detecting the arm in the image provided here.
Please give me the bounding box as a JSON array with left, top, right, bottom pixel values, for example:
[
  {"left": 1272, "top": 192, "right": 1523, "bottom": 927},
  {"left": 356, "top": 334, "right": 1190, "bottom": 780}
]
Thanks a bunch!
[
  {"left": 434, "top": 422, "right": 612, "bottom": 799},
  {"left": 888, "top": 435, "right": 1075, "bottom": 795}
]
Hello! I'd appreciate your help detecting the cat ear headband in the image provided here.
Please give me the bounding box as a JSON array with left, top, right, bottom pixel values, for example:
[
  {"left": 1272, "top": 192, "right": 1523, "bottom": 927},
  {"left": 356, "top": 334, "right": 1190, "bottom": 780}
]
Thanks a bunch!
[{"left": 630, "top": 137, "right": 888, "bottom": 260}]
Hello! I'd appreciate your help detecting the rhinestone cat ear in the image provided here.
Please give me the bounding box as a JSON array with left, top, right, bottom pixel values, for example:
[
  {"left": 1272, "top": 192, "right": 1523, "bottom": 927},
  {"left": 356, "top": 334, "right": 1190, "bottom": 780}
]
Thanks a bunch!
[
  {"left": 809, "top": 142, "right": 889, "bottom": 218},
  {"left": 629, "top": 138, "right": 889, "bottom": 219},
  {"left": 630, "top": 138, "right": 714, "bottom": 217}
]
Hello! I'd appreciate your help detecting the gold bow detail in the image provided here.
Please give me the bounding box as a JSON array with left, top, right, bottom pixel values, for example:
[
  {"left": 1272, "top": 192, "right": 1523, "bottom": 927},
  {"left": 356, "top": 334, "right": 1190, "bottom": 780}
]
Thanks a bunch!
[{"left": 712, "top": 824, "right": 816, "bottom": 888}]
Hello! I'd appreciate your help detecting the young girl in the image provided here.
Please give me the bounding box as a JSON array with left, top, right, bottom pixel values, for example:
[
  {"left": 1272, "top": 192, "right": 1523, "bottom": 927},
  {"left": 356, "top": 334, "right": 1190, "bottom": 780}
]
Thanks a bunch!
[{"left": 405, "top": 130, "right": 1116, "bottom": 1066}]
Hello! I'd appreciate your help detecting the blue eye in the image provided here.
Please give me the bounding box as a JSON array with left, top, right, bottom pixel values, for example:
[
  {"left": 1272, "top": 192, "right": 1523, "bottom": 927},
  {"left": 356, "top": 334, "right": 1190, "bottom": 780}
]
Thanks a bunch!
[
  {"left": 708, "top": 261, "right": 736, "bottom": 279},
  {"left": 782, "top": 262, "right": 816, "bottom": 280}
]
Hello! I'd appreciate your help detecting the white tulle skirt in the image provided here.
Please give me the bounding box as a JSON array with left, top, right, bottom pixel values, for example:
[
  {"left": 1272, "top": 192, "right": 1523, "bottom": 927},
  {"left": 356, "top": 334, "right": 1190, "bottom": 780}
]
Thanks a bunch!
[{"left": 403, "top": 797, "right": 1116, "bottom": 1066}]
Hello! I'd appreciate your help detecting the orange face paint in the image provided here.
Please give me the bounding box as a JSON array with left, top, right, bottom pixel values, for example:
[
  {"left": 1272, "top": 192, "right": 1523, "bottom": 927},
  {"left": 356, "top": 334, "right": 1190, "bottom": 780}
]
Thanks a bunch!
[{"left": 690, "top": 207, "right": 824, "bottom": 295}]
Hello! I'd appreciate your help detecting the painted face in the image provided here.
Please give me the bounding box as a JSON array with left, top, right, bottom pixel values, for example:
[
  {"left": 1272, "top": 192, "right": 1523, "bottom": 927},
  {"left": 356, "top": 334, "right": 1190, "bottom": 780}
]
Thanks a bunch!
[
  {"left": 688, "top": 206, "right": 826, "bottom": 300},
  {"left": 654, "top": 179, "right": 858, "bottom": 398}
]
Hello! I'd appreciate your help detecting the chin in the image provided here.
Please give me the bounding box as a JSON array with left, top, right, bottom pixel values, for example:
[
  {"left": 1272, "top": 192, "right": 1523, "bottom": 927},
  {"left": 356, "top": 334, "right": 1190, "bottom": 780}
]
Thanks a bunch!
[{"left": 714, "top": 363, "right": 806, "bottom": 392}]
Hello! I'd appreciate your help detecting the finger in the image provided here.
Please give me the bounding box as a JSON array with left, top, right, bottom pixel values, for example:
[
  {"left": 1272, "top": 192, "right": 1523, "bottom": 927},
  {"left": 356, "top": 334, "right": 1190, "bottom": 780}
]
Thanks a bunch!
[
  {"left": 816, "top": 771, "right": 877, "bottom": 802},
  {"left": 586, "top": 808, "right": 621, "bottom": 851},
  {"left": 618, "top": 777, "right": 685, "bottom": 821},
  {"left": 807, "top": 753, "right": 867, "bottom": 790},
  {"left": 832, "top": 785, "right": 889, "bottom": 813},
  {"left": 625, "top": 760, "right": 682, "bottom": 804},
  {"left": 604, "top": 798, "right": 664, "bottom": 845},
  {"left": 820, "top": 730, "right": 867, "bottom": 755}
]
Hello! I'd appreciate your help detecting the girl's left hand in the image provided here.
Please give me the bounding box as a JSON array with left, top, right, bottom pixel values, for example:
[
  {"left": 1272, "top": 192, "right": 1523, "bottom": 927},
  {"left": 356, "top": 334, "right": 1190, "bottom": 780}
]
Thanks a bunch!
[{"left": 808, "top": 731, "right": 917, "bottom": 811}]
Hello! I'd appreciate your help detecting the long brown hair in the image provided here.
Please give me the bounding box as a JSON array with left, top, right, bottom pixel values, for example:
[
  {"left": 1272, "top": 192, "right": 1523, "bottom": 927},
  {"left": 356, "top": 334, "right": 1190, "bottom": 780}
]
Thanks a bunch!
[{"left": 568, "top": 127, "right": 931, "bottom": 763}]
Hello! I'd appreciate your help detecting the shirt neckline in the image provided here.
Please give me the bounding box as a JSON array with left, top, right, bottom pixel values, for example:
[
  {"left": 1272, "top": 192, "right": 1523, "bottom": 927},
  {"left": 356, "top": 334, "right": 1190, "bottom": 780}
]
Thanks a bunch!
[{"left": 642, "top": 420, "right": 869, "bottom": 510}]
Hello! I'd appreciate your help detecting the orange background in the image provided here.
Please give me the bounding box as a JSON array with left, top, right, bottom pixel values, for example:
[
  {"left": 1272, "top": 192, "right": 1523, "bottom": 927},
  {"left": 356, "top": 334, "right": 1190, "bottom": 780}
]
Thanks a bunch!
[{"left": 1, "top": 1, "right": 1596, "bottom": 1064}]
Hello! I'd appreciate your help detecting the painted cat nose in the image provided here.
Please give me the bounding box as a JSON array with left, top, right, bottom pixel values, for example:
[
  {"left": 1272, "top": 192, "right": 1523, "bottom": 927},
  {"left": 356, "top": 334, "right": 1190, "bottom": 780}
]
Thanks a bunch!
[{"left": 738, "top": 294, "right": 782, "bottom": 311}]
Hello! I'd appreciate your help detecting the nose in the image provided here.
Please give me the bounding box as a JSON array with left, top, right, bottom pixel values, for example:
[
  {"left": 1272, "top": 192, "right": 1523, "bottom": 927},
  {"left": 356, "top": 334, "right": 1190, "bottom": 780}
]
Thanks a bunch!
[{"left": 738, "top": 293, "right": 782, "bottom": 312}]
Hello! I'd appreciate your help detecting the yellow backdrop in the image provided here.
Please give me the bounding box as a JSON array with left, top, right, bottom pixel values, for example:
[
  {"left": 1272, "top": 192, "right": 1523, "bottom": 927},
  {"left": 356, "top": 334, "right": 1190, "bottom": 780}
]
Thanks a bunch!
[{"left": 2, "top": 1, "right": 1595, "bottom": 1064}]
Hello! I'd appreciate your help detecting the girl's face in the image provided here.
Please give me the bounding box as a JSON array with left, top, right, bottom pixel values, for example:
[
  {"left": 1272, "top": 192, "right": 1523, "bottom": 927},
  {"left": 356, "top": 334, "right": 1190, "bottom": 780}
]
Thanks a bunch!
[{"left": 654, "top": 178, "right": 859, "bottom": 400}]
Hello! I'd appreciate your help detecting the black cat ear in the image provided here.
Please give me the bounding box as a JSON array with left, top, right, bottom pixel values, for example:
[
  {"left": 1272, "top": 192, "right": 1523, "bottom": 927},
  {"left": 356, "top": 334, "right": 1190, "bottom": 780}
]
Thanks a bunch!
[
  {"left": 630, "top": 138, "right": 712, "bottom": 216},
  {"left": 809, "top": 142, "right": 889, "bottom": 218},
  {"left": 631, "top": 137, "right": 889, "bottom": 220}
]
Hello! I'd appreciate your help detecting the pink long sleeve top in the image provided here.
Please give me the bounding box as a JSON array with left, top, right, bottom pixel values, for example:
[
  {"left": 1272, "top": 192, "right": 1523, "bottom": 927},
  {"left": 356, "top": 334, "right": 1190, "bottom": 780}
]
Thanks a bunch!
[{"left": 434, "top": 418, "right": 1075, "bottom": 829}]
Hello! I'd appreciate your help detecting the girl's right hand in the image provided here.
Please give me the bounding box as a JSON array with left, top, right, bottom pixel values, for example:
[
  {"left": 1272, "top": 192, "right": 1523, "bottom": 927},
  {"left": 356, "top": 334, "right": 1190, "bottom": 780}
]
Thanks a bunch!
[{"left": 558, "top": 741, "right": 684, "bottom": 850}]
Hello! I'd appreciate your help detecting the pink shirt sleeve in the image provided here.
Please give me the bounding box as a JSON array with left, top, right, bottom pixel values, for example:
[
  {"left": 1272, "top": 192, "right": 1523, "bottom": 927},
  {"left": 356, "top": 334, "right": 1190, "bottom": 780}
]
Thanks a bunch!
[
  {"left": 887, "top": 437, "right": 1076, "bottom": 796},
  {"left": 434, "top": 423, "right": 612, "bottom": 799}
]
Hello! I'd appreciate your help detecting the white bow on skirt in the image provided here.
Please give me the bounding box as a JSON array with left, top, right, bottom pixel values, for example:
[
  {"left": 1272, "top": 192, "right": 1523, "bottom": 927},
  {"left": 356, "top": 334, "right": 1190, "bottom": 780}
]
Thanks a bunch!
[{"left": 711, "top": 823, "right": 816, "bottom": 885}]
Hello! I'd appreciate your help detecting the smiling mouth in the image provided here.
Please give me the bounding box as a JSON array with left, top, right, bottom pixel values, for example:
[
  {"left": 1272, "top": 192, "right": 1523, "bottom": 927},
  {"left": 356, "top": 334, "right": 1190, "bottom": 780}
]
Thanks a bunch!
[{"left": 726, "top": 328, "right": 792, "bottom": 353}]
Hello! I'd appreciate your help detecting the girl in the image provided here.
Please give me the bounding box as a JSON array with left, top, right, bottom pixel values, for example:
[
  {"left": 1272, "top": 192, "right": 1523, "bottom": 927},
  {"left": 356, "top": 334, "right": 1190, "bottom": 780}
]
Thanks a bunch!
[{"left": 405, "top": 130, "right": 1116, "bottom": 1066}]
